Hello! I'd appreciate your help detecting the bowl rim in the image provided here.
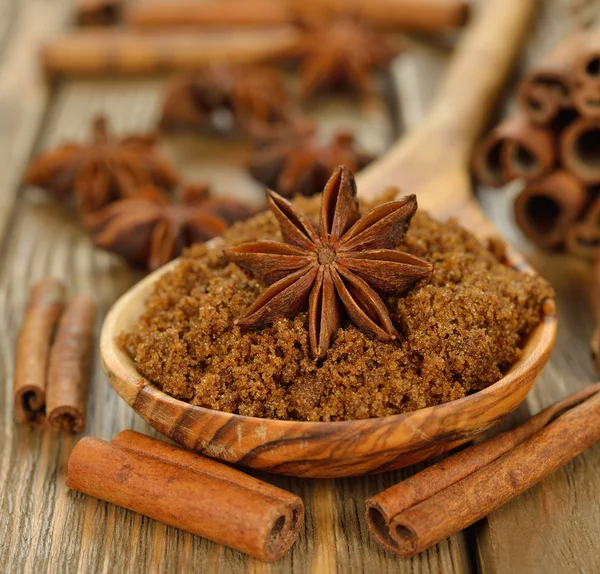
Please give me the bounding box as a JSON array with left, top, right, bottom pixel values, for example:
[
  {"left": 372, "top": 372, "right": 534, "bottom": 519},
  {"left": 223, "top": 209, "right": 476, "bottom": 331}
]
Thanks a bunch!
[{"left": 101, "top": 245, "right": 557, "bottom": 432}]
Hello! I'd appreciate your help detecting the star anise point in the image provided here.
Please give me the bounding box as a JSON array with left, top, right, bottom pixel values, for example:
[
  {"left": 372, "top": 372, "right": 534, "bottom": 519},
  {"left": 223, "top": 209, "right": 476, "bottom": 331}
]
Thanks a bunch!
[{"left": 225, "top": 165, "right": 432, "bottom": 359}]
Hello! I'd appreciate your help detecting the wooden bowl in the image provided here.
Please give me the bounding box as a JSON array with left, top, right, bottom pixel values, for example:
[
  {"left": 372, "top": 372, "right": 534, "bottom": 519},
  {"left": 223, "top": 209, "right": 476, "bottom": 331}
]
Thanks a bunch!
[
  {"left": 101, "top": 250, "right": 556, "bottom": 478},
  {"left": 101, "top": 0, "right": 551, "bottom": 478}
]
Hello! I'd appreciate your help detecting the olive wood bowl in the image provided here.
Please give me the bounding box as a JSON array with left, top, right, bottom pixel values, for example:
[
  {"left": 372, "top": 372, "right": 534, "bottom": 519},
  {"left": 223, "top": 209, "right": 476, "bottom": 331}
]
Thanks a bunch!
[{"left": 101, "top": 0, "right": 556, "bottom": 478}]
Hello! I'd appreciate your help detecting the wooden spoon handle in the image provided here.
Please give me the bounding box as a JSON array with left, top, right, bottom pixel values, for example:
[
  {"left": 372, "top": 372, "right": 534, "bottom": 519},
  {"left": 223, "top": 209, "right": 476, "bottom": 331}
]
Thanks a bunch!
[{"left": 358, "top": 0, "right": 537, "bottom": 203}]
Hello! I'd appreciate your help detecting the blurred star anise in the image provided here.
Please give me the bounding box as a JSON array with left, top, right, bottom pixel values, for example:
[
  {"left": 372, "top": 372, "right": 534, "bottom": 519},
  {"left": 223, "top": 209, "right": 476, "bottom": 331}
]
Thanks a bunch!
[
  {"left": 76, "top": 0, "right": 122, "bottom": 25},
  {"left": 224, "top": 165, "right": 432, "bottom": 358},
  {"left": 274, "top": 17, "right": 402, "bottom": 98},
  {"left": 248, "top": 120, "right": 373, "bottom": 197},
  {"left": 159, "top": 65, "right": 290, "bottom": 134},
  {"left": 84, "top": 183, "right": 255, "bottom": 271},
  {"left": 25, "top": 115, "right": 179, "bottom": 213}
]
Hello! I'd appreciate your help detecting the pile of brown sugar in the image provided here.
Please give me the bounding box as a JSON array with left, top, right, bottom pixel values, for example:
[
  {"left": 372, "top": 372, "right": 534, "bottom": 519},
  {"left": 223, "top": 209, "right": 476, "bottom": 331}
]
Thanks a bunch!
[{"left": 121, "top": 195, "right": 554, "bottom": 422}]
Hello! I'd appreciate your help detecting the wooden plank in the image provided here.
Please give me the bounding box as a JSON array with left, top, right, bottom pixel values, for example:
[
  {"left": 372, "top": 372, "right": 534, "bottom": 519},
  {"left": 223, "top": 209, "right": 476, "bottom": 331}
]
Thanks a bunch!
[
  {"left": 0, "top": 0, "right": 71, "bottom": 243},
  {"left": 0, "top": 41, "right": 472, "bottom": 573},
  {"left": 10, "top": 0, "right": 600, "bottom": 571}
]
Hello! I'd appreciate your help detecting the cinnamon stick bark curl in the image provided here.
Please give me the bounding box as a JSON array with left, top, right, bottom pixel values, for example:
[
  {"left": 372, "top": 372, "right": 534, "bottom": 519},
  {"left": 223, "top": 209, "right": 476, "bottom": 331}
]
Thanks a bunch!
[
  {"left": 472, "top": 113, "right": 554, "bottom": 188},
  {"left": 125, "top": 0, "right": 469, "bottom": 33},
  {"left": 366, "top": 384, "right": 600, "bottom": 558},
  {"left": 560, "top": 117, "right": 600, "bottom": 184},
  {"left": 67, "top": 432, "right": 304, "bottom": 562},
  {"left": 513, "top": 171, "right": 587, "bottom": 249},
  {"left": 46, "top": 296, "right": 96, "bottom": 433},
  {"left": 14, "top": 279, "right": 66, "bottom": 425}
]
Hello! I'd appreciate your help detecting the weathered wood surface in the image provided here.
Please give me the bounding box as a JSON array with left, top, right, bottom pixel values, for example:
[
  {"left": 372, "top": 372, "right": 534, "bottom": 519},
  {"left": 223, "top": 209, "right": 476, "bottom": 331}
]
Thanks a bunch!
[{"left": 0, "top": 1, "right": 599, "bottom": 573}]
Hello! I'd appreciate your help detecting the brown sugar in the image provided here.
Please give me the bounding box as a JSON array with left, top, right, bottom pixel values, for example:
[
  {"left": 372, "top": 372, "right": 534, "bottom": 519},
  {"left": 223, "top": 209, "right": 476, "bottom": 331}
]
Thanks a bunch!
[{"left": 120, "top": 195, "right": 554, "bottom": 422}]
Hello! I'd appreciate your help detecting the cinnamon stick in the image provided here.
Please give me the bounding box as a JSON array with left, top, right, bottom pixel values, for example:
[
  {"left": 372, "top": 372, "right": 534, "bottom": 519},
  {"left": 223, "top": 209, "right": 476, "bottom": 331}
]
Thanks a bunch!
[
  {"left": 565, "top": 197, "right": 600, "bottom": 259},
  {"left": 516, "top": 83, "right": 560, "bottom": 126},
  {"left": 46, "top": 296, "right": 96, "bottom": 433},
  {"left": 366, "top": 384, "right": 600, "bottom": 558},
  {"left": 513, "top": 170, "right": 587, "bottom": 249},
  {"left": 501, "top": 115, "right": 555, "bottom": 182},
  {"left": 14, "top": 279, "right": 66, "bottom": 426},
  {"left": 516, "top": 32, "right": 585, "bottom": 125},
  {"left": 573, "top": 31, "right": 600, "bottom": 88},
  {"left": 42, "top": 29, "right": 298, "bottom": 77},
  {"left": 126, "top": 0, "right": 291, "bottom": 28},
  {"left": 125, "top": 0, "right": 469, "bottom": 33},
  {"left": 472, "top": 129, "right": 510, "bottom": 188},
  {"left": 573, "top": 84, "right": 600, "bottom": 119},
  {"left": 561, "top": 116, "right": 600, "bottom": 184},
  {"left": 353, "top": 0, "right": 469, "bottom": 32},
  {"left": 472, "top": 113, "right": 555, "bottom": 188},
  {"left": 67, "top": 432, "right": 304, "bottom": 561}
]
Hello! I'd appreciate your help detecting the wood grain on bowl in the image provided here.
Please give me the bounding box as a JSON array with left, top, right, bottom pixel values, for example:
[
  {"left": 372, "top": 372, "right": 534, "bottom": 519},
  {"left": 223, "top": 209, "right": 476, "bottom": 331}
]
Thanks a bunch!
[
  {"left": 101, "top": 253, "right": 555, "bottom": 479},
  {"left": 101, "top": 0, "right": 554, "bottom": 478}
]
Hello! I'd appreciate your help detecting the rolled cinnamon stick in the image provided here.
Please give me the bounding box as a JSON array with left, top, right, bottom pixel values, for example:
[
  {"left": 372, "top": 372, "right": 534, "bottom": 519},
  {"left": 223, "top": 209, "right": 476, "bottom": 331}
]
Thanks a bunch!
[
  {"left": 126, "top": 0, "right": 290, "bottom": 28},
  {"left": 472, "top": 134, "right": 509, "bottom": 187},
  {"left": 501, "top": 116, "right": 555, "bottom": 182},
  {"left": 473, "top": 113, "right": 555, "bottom": 187},
  {"left": 126, "top": 0, "right": 469, "bottom": 32},
  {"left": 366, "top": 384, "right": 600, "bottom": 558},
  {"left": 67, "top": 433, "right": 304, "bottom": 561},
  {"left": 42, "top": 29, "right": 298, "bottom": 77},
  {"left": 517, "top": 32, "right": 585, "bottom": 124},
  {"left": 366, "top": 383, "right": 600, "bottom": 554},
  {"left": 513, "top": 170, "right": 587, "bottom": 249},
  {"left": 561, "top": 117, "right": 600, "bottom": 184},
  {"left": 516, "top": 83, "right": 560, "bottom": 126},
  {"left": 46, "top": 296, "right": 96, "bottom": 433},
  {"left": 573, "top": 31, "right": 600, "bottom": 88},
  {"left": 14, "top": 279, "right": 66, "bottom": 426},
  {"left": 573, "top": 83, "right": 600, "bottom": 118},
  {"left": 356, "top": 0, "right": 469, "bottom": 31},
  {"left": 565, "top": 196, "right": 600, "bottom": 259}
]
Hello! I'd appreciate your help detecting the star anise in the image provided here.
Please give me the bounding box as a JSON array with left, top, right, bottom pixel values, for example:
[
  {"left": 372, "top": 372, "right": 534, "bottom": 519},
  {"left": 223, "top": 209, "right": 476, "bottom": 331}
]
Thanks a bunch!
[
  {"left": 76, "top": 0, "right": 122, "bottom": 25},
  {"left": 224, "top": 165, "right": 432, "bottom": 358},
  {"left": 83, "top": 183, "right": 255, "bottom": 271},
  {"left": 272, "top": 17, "right": 402, "bottom": 98},
  {"left": 248, "top": 120, "right": 373, "bottom": 198},
  {"left": 25, "top": 115, "right": 179, "bottom": 213},
  {"left": 159, "top": 65, "right": 290, "bottom": 134}
]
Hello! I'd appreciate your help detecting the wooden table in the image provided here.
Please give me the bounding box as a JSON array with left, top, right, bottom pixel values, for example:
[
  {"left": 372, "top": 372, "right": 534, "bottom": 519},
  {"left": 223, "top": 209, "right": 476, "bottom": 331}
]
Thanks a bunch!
[{"left": 2, "top": 1, "right": 600, "bottom": 572}]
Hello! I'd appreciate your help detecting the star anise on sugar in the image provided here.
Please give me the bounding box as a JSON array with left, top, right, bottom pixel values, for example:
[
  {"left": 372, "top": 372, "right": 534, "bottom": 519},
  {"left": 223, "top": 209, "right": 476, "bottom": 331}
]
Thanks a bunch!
[
  {"left": 273, "top": 17, "right": 402, "bottom": 99},
  {"left": 159, "top": 65, "right": 290, "bottom": 134},
  {"left": 248, "top": 119, "right": 373, "bottom": 198},
  {"left": 25, "top": 115, "right": 179, "bottom": 213},
  {"left": 224, "top": 165, "right": 432, "bottom": 359},
  {"left": 83, "top": 183, "right": 256, "bottom": 271}
]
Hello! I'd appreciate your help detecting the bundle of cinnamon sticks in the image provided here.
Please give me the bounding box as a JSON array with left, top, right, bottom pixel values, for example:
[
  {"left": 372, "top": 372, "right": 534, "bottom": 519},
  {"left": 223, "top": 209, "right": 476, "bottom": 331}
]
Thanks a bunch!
[
  {"left": 474, "top": 29, "right": 600, "bottom": 253},
  {"left": 474, "top": 29, "right": 600, "bottom": 375},
  {"left": 13, "top": 279, "right": 96, "bottom": 433},
  {"left": 366, "top": 383, "right": 600, "bottom": 557},
  {"left": 67, "top": 431, "right": 304, "bottom": 562},
  {"left": 44, "top": 0, "right": 469, "bottom": 77}
]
